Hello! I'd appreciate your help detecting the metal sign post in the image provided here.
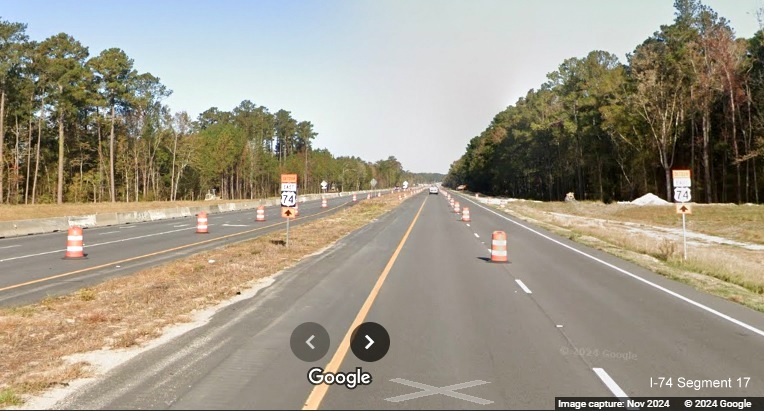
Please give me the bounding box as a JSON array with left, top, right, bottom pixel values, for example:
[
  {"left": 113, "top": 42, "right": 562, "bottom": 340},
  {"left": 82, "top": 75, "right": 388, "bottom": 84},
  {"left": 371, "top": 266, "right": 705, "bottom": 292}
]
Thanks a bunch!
[
  {"left": 672, "top": 170, "right": 692, "bottom": 260},
  {"left": 286, "top": 216, "right": 290, "bottom": 247}
]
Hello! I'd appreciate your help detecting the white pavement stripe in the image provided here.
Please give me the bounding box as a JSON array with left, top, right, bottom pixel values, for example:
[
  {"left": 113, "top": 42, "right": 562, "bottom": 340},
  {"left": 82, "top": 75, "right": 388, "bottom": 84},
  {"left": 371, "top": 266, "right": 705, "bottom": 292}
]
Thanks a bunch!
[
  {"left": 119, "top": 225, "right": 136, "bottom": 229},
  {"left": 466, "top": 224, "right": 470, "bottom": 227},
  {"left": 593, "top": 368, "right": 629, "bottom": 399},
  {"left": 98, "top": 231, "right": 120, "bottom": 235},
  {"left": 0, "top": 227, "right": 195, "bottom": 263},
  {"left": 0, "top": 245, "right": 20, "bottom": 249},
  {"left": 515, "top": 279, "right": 532, "bottom": 294},
  {"left": 460, "top": 195, "right": 764, "bottom": 339},
  {"left": 474, "top": 233, "right": 479, "bottom": 238}
]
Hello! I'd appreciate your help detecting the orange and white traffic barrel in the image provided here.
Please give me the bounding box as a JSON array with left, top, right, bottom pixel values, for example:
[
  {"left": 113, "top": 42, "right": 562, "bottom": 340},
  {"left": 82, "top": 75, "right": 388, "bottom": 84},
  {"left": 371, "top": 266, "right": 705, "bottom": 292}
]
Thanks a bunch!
[
  {"left": 322, "top": 198, "right": 327, "bottom": 208},
  {"left": 454, "top": 202, "right": 461, "bottom": 214},
  {"left": 367, "top": 193, "right": 371, "bottom": 200},
  {"left": 196, "top": 212, "right": 209, "bottom": 233},
  {"left": 398, "top": 195, "right": 402, "bottom": 201},
  {"left": 378, "top": 192, "right": 381, "bottom": 197},
  {"left": 462, "top": 207, "right": 470, "bottom": 222},
  {"left": 491, "top": 231, "right": 508, "bottom": 262},
  {"left": 353, "top": 193, "right": 357, "bottom": 202},
  {"left": 64, "top": 226, "right": 85, "bottom": 259},
  {"left": 256, "top": 206, "right": 265, "bottom": 222}
]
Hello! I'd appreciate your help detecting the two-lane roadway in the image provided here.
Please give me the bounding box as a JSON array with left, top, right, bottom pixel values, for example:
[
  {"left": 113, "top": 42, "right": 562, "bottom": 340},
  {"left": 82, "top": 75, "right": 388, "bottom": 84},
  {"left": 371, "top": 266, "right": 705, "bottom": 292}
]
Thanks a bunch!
[{"left": 0, "top": 194, "right": 374, "bottom": 308}]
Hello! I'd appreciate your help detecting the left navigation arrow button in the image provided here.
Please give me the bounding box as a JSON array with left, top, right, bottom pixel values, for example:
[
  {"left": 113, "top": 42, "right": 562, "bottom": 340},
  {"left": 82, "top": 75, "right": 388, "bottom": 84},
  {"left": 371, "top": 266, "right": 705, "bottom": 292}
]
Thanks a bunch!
[{"left": 291, "top": 322, "right": 330, "bottom": 362}]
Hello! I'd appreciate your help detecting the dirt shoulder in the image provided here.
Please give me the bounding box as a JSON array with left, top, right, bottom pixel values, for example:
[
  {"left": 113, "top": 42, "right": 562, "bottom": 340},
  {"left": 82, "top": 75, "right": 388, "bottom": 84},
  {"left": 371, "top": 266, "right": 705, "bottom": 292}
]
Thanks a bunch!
[{"left": 0, "top": 194, "right": 408, "bottom": 409}]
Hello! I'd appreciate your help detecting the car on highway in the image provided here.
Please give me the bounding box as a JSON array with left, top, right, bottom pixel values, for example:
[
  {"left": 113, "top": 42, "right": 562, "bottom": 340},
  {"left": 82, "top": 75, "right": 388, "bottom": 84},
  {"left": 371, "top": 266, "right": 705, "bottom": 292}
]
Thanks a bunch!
[{"left": 429, "top": 186, "right": 439, "bottom": 195}]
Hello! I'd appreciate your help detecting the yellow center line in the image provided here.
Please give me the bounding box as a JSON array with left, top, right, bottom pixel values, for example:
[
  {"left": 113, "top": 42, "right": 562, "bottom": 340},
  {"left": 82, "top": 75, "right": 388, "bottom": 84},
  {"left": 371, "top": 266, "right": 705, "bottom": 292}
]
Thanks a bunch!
[
  {"left": 302, "top": 195, "right": 428, "bottom": 410},
  {"left": 0, "top": 200, "right": 356, "bottom": 294}
]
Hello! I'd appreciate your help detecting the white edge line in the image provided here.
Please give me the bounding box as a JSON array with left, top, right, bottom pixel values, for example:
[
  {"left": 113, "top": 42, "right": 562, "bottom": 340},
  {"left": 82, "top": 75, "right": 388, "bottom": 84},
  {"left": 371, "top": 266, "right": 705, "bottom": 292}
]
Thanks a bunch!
[
  {"left": 515, "top": 279, "right": 532, "bottom": 294},
  {"left": 0, "top": 244, "right": 21, "bottom": 249},
  {"left": 593, "top": 368, "right": 629, "bottom": 399},
  {"left": 459, "top": 194, "right": 764, "bottom": 339}
]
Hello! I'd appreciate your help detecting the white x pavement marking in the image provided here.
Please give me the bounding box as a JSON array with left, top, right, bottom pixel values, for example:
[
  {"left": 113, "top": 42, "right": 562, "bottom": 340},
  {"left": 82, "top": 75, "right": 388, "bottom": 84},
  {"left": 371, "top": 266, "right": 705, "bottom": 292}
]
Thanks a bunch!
[{"left": 385, "top": 378, "right": 493, "bottom": 405}]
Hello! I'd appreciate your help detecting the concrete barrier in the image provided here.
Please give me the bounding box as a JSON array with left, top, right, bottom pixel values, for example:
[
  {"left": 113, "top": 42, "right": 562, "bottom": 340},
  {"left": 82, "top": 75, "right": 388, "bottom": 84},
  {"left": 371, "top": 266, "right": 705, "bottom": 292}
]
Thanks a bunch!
[
  {"left": 0, "top": 192, "right": 392, "bottom": 239},
  {"left": 68, "top": 215, "right": 97, "bottom": 228}
]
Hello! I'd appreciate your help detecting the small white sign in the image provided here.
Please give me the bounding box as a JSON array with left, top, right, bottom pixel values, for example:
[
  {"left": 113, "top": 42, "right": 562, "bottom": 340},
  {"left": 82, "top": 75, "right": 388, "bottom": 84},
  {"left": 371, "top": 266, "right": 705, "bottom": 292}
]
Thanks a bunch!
[
  {"left": 281, "top": 191, "right": 297, "bottom": 207},
  {"left": 403, "top": 181, "right": 409, "bottom": 189},
  {"left": 320, "top": 180, "right": 328, "bottom": 189},
  {"left": 674, "top": 187, "right": 691, "bottom": 202},
  {"left": 282, "top": 182, "right": 297, "bottom": 192},
  {"left": 673, "top": 177, "right": 691, "bottom": 188}
]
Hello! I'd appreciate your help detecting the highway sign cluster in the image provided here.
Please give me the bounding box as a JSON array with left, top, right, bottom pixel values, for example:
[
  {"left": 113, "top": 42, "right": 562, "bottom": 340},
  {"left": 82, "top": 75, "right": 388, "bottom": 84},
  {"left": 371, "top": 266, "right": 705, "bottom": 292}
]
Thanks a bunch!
[
  {"left": 672, "top": 169, "right": 692, "bottom": 215},
  {"left": 281, "top": 174, "right": 297, "bottom": 219}
]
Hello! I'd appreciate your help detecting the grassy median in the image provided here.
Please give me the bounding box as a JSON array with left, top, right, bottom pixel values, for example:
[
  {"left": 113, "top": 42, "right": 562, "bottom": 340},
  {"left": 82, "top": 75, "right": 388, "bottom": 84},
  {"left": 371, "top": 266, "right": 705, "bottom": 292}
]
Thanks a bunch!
[
  {"left": 0, "top": 193, "right": 408, "bottom": 408},
  {"left": 486, "top": 199, "right": 764, "bottom": 313}
]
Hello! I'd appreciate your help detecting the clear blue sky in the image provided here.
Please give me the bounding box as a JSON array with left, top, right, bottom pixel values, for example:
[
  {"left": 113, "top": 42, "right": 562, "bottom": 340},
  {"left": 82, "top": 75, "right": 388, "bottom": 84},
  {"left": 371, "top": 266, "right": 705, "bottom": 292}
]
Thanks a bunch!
[{"left": 2, "top": 0, "right": 762, "bottom": 174}]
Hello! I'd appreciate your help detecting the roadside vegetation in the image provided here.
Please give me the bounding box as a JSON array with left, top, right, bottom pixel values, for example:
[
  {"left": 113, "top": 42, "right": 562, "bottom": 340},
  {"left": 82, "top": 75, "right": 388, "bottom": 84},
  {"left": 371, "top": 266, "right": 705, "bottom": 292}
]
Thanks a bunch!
[
  {"left": 0, "top": 194, "right": 405, "bottom": 408},
  {"left": 0, "top": 18, "right": 442, "bottom": 207},
  {"left": 444, "top": 1, "right": 764, "bottom": 207},
  {"left": 486, "top": 199, "right": 764, "bottom": 313}
]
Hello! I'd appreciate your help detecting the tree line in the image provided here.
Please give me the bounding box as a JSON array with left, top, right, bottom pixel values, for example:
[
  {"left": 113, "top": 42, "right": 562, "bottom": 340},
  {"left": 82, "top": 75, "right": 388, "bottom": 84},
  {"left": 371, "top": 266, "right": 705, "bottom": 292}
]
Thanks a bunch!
[
  {"left": 444, "top": 0, "right": 764, "bottom": 204},
  {"left": 0, "top": 18, "right": 439, "bottom": 205}
]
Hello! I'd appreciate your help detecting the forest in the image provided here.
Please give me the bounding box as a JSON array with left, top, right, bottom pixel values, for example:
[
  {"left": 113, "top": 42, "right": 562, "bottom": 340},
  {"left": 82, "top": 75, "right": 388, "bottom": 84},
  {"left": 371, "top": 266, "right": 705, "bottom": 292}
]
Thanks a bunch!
[
  {"left": 444, "top": 0, "right": 764, "bottom": 204},
  {"left": 0, "top": 19, "right": 440, "bottom": 205}
]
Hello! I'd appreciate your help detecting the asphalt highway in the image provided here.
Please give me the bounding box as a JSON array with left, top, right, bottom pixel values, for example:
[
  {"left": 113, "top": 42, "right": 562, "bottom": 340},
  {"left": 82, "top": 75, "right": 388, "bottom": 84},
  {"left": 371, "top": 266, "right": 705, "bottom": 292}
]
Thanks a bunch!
[
  {"left": 47, "top": 189, "right": 764, "bottom": 410},
  {"left": 0, "top": 194, "right": 375, "bottom": 307}
]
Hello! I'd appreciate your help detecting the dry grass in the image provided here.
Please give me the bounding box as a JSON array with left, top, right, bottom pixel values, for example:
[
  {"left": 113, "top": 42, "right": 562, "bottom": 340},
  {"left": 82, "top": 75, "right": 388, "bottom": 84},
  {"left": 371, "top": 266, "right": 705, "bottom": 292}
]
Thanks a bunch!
[
  {"left": 510, "top": 200, "right": 764, "bottom": 245},
  {"left": 0, "top": 198, "right": 273, "bottom": 222},
  {"left": 0, "top": 193, "right": 408, "bottom": 408},
  {"left": 496, "top": 203, "right": 764, "bottom": 312}
]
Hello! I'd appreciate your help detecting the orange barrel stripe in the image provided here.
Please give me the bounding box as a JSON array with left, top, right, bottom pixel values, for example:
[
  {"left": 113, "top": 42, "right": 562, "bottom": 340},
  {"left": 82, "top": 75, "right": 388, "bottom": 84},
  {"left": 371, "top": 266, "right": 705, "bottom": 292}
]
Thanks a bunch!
[
  {"left": 462, "top": 207, "right": 470, "bottom": 222},
  {"left": 256, "top": 206, "right": 266, "bottom": 222},
  {"left": 65, "top": 226, "right": 85, "bottom": 258},
  {"left": 491, "top": 231, "right": 508, "bottom": 262},
  {"left": 322, "top": 198, "right": 327, "bottom": 208},
  {"left": 353, "top": 194, "right": 357, "bottom": 202},
  {"left": 196, "top": 212, "right": 209, "bottom": 233}
]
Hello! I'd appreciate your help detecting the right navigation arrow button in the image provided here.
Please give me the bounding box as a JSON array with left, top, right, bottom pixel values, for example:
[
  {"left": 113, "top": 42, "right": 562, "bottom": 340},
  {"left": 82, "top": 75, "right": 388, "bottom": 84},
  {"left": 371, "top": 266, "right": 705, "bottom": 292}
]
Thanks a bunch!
[{"left": 350, "top": 322, "right": 390, "bottom": 362}]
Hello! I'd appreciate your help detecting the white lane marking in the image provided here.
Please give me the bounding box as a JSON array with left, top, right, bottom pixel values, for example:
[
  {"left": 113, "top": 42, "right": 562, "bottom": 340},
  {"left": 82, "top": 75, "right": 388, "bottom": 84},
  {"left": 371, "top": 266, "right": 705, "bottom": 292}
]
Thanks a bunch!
[
  {"left": 0, "top": 227, "right": 194, "bottom": 263},
  {"left": 98, "top": 231, "right": 120, "bottom": 235},
  {"left": 474, "top": 233, "right": 480, "bottom": 238},
  {"left": 515, "top": 279, "right": 532, "bottom": 294},
  {"left": 172, "top": 224, "right": 189, "bottom": 228},
  {"left": 119, "top": 225, "right": 136, "bottom": 229},
  {"left": 222, "top": 224, "right": 249, "bottom": 227},
  {"left": 466, "top": 223, "right": 470, "bottom": 227},
  {"left": 593, "top": 368, "right": 629, "bottom": 399},
  {"left": 0, "top": 245, "right": 21, "bottom": 250},
  {"left": 459, "top": 195, "right": 764, "bottom": 339}
]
